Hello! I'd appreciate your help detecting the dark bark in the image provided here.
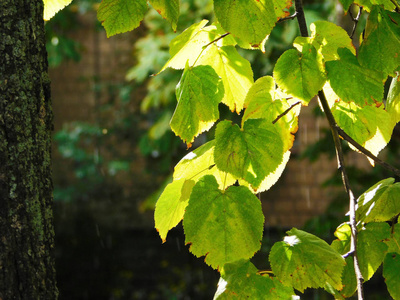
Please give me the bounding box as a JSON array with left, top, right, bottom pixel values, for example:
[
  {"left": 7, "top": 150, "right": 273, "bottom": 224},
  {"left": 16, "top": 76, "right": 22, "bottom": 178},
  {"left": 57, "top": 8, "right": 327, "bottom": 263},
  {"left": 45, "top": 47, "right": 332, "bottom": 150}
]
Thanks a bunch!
[{"left": 0, "top": 1, "right": 58, "bottom": 299}]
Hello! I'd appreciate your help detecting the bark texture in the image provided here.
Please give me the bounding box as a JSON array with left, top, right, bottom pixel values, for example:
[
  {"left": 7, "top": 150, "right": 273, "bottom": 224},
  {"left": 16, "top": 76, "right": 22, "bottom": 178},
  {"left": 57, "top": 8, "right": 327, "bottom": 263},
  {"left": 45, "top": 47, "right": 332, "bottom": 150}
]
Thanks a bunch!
[{"left": 0, "top": 1, "right": 58, "bottom": 299}]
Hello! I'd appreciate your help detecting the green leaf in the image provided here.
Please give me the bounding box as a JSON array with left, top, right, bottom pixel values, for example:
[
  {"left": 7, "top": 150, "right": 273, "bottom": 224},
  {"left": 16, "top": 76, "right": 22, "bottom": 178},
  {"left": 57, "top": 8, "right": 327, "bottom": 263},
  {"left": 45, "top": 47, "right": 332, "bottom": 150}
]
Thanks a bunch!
[
  {"left": 173, "top": 140, "right": 236, "bottom": 189},
  {"left": 387, "top": 75, "right": 400, "bottom": 123},
  {"left": 171, "top": 64, "right": 224, "bottom": 145},
  {"left": 214, "top": 259, "right": 296, "bottom": 299},
  {"left": 154, "top": 178, "right": 195, "bottom": 242},
  {"left": 197, "top": 45, "right": 254, "bottom": 113},
  {"left": 273, "top": 44, "right": 326, "bottom": 104},
  {"left": 358, "top": 222, "right": 390, "bottom": 280},
  {"left": 183, "top": 176, "right": 264, "bottom": 270},
  {"left": 97, "top": 0, "right": 148, "bottom": 37},
  {"left": 353, "top": 0, "right": 396, "bottom": 12},
  {"left": 214, "top": 0, "right": 277, "bottom": 47},
  {"left": 383, "top": 253, "right": 400, "bottom": 300},
  {"left": 149, "top": 0, "right": 179, "bottom": 31},
  {"left": 307, "top": 21, "right": 356, "bottom": 62},
  {"left": 338, "top": 0, "right": 353, "bottom": 11},
  {"left": 331, "top": 222, "right": 390, "bottom": 281},
  {"left": 331, "top": 101, "right": 395, "bottom": 161},
  {"left": 43, "top": 0, "right": 73, "bottom": 20},
  {"left": 384, "top": 224, "right": 400, "bottom": 254},
  {"left": 214, "top": 119, "right": 285, "bottom": 189},
  {"left": 356, "top": 178, "right": 400, "bottom": 223},
  {"left": 358, "top": 7, "right": 400, "bottom": 77},
  {"left": 331, "top": 224, "right": 357, "bottom": 298},
  {"left": 160, "top": 21, "right": 233, "bottom": 72},
  {"left": 325, "top": 48, "right": 385, "bottom": 106},
  {"left": 242, "top": 76, "right": 300, "bottom": 151},
  {"left": 269, "top": 228, "right": 345, "bottom": 292}
]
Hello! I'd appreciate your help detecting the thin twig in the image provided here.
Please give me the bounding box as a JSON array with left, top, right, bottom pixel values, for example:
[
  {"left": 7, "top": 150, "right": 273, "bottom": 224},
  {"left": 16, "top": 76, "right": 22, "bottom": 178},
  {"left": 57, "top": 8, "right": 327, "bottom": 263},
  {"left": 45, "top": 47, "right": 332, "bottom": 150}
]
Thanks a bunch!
[
  {"left": 278, "top": 12, "right": 298, "bottom": 23},
  {"left": 294, "top": 0, "right": 365, "bottom": 298},
  {"left": 318, "top": 91, "right": 365, "bottom": 300},
  {"left": 272, "top": 101, "right": 301, "bottom": 124},
  {"left": 390, "top": 0, "right": 400, "bottom": 12},
  {"left": 349, "top": 6, "right": 363, "bottom": 39},
  {"left": 335, "top": 126, "right": 400, "bottom": 177}
]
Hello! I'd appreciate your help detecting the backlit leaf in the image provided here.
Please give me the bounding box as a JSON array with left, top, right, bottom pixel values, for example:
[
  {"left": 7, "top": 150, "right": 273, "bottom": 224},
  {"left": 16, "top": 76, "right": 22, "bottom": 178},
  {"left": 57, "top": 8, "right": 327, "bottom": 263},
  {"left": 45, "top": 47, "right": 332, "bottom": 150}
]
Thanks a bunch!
[
  {"left": 197, "top": 45, "right": 254, "bottom": 113},
  {"left": 214, "top": 119, "right": 285, "bottom": 189},
  {"left": 387, "top": 75, "right": 400, "bottom": 123},
  {"left": 214, "top": 259, "right": 296, "bottom": 299},
  {"left": 154, "top": 178, "right": 194, "bottom": 242},
  {"left": 356, "top": 178, "right": 400, "bottom": 223},
  {"left": 383, "top": 253, "right": 400, "bottom": 300},
  {"left": 353, "top": 0, "right": 396, "bottom": 12},
  {"left": 97, "top": 0, "right": 148, "bottom": 37},
  {"left": 325, "top": 48, "right": 385, "bottom": 106},
  {"left": 173, "top": 140, "right": 236, "bottom": 189},
  {"left": 183, "top": 176, "right": 264, "bottom": 270},
  {"left": 358, "top": 6, "right": 400, "bottom": 77},
  {"left": 171, "top": 64, "right": 223, "bottom": 144},
  {"left": 384, "top": 224, "right": 400, "bottom": 254},
  {"left": 331, "top": 101, "right": 395, "bottom": 162},
  {"left": 269, "top": 228, "right": 345, "bottom": 292},
  {"left": 149, "top": 0, "right": 179, "bottom": 31},
  {"left": 358, "top": 223, "right": 390, "bottom": 280},
  {"left": 274, "top": 44, "right": 326, "bottom": 104},
  {"left": 43, "top": 0, "right": 73, "bottom": 20},
  {"left": 214, "top": 0, "right": 278, "bottom": 47}
]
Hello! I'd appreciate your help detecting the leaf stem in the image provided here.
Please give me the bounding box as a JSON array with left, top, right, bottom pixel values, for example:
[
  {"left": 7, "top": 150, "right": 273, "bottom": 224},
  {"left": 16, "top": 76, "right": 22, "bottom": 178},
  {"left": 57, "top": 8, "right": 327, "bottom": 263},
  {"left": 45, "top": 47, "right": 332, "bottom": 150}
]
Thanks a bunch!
[
  {"left": 272, "top": 101, "right": 300, "bottom": 124},
  {"left": 390, "top": 0, "right": 400, "bottom": 12},
  {"left": 294, "top": 0, "right": 365, "bottom": 298},
  {"left": 193, "top": 33, "right": 230, "bottom": 66}
]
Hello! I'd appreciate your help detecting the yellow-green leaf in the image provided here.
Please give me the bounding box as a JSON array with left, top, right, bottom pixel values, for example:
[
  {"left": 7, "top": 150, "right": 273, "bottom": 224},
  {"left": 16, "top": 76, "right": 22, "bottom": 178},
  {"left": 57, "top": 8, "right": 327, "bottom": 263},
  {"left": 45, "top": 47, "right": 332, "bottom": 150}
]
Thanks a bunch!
[
  {"left": 183, "top": 175, "right": 264, "bottom": 270},
  {"left": 197, "top": 45, "right": 254, "bottom": 113},
  {"left": 171, "top": 64, "right": 224, "bottom": 145},
  {"left": 43, "top": 0, "right": 73, "bottom": 20},
  {"left": 97, "top": 0, "right": 148, "bottom": 37},
  {"left": 149, "top": 0, "right": 179, "bottom": 31}
]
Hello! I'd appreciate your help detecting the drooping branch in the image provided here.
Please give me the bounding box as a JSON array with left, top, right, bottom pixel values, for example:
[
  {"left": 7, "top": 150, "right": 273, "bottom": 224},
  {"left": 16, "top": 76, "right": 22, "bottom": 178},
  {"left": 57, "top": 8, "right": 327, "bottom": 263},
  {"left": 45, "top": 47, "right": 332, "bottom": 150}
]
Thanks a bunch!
[
  {"left": 349, "top": 6, "right": 363, "bottom": 39},
  {"left": 294, "top": 1, "right": 365, "bottom": 299}
]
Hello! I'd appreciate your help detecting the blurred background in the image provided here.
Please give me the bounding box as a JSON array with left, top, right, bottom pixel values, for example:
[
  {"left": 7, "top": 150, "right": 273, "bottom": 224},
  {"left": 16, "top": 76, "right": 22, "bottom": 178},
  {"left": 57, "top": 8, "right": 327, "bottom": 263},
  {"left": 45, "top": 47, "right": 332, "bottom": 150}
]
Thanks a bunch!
[{"left": 46, "top": 0, "right": 399, "bottom": 298}]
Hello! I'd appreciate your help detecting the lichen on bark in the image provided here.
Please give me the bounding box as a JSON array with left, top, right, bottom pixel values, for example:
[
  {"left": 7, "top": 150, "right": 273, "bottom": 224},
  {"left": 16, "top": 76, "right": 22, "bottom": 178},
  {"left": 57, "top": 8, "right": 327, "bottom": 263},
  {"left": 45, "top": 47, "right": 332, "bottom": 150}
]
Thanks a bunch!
[{"left": 0, "top": 1, "right": 58, "bottom": 299}]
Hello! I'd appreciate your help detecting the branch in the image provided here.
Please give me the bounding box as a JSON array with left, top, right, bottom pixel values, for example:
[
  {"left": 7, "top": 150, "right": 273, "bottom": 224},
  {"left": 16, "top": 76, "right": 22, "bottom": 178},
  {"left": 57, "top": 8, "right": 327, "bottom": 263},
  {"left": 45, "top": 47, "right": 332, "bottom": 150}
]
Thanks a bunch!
[
  {"left": 318, "top": 91, "right": 364, "bottom": 300},
  {"left": 335, "top": 126, "right": 400, "bottom": 177},
  {"left": 349, "top": 6, "right": 363, "bottom": 39},
  {"left": 294, "top": 1, "right": 365, "bottom": 298},
  {"left": 391, "top": 0, "right": 400, "bottom": 12}
]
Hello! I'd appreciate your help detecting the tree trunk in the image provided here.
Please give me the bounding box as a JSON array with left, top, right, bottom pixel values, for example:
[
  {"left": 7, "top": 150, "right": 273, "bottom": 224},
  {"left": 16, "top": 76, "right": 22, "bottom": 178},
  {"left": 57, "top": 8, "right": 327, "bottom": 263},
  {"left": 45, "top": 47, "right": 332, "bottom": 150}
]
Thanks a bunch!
[{"left": 0, "top": 1, "right": 58, "bottom": 299}]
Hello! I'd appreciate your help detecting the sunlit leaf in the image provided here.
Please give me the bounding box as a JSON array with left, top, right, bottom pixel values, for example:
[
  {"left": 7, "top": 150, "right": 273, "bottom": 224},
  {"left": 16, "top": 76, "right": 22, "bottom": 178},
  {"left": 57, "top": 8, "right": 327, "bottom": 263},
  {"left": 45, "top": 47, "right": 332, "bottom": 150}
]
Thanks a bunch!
[
  {"left": 183, "top": 175, "right": 264, "bottom": 270},
  {"left": 154, "top": 178, "right": 194, "bottom": 242},
  {"left": 149, "top": 0, "right": 179, "bottom": 31},
  {"left": 325, "top": 48, "right": 385, "bottom": 106},
  {"left": 384, "top": 224, "right": 400, "bottom": 254},
  {"left": 331, "top": 101, "right": 395, "bottom": 163},
  {"left": 383, "top": 253, "right": 400, "bottom": 300},
  {"left": 197, "top": 45, "right": 254, "bottom": 113},
  {"left": 358, "top": 223, "right": 390, "bottom": 280},
  {"left": 358, "top": 6, "right": 400, "bottom": 77},
  {"left": 171, "top": 64, "right": 223, "bottom": 144},
  {"left": 274, "top": 44, "right": 326, "bottom": 104},
  {"left": 214, "top": 259, "right": 296, "bottom": 299},
  {"left": 43, "top": 0, "right": 73, "bottom": 20},
  {"left": 356, "top": 178, "right": 400, "bottom": 223},
  {"left": 387, "top": 74, "right": 400, "bottom": 123},
  {"left": 173, "top": 140, "right": 236, "bottom": 189},
  {"left": 97, "top": 0, "right": 148, "bottom": 37},
  {"left": 353, "top": 0, "right": 396, "bottom": 12},
  {"left": 214, "top": 0, "right": 278, "bottom": 47},
  {"left": 214, "top": 119, "right": 285, "bottom": 189},
  {"left": 269, "top": 228, "right": 345, "bottom": 292}
]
